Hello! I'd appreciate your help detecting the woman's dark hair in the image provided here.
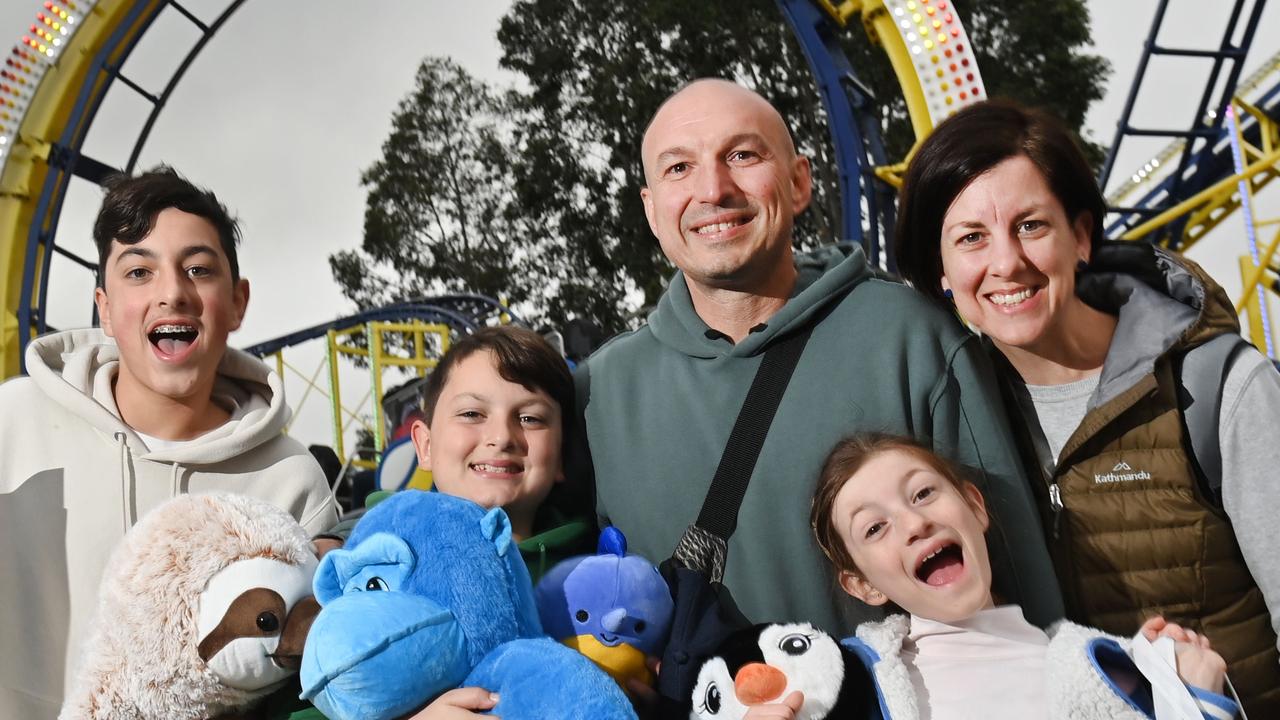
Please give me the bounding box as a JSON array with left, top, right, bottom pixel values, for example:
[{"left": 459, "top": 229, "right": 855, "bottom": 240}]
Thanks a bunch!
[
  {"left": 93, "top": 165, "right": 241, "bottom": 287},
  {"left": 421, "top": 325, "right": 573, "bottom": 427},
  {"left": 810, "top": 433, "right": 975, "bottom": 577},
  {"left": 893, "top": 99, "right": 1106, "bottom": 305}
]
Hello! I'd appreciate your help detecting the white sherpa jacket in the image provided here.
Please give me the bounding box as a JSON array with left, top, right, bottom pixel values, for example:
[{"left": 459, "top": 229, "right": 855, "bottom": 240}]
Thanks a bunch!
[
  {"left": 0, "top": 329, "right": 336, "bottom": 719},
  {"left": 844, "top": 614, "right": 1236, "bottom": 719}
]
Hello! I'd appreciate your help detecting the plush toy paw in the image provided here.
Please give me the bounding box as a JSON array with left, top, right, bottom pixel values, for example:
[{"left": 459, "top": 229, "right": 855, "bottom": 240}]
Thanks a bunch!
[{"left": 465, "top": 637, "right": 638, "bottom": 719}]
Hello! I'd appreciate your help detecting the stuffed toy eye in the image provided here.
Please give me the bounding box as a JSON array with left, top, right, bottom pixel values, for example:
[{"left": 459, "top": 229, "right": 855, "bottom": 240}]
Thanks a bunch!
[
  {"left": 702, "top": 683, "right": 722, "bottom": 714},
  {"left": 255, "top": 611, "right": 280, "bottom": 633},
  {"left": 779, "top": 633, "right": 811, "bottom": 655},
  {"left": 365, "top": 577, "right": 389, "bottom": 591},
  {"left": 635, "top": 620, "right": 647, "bottom": 633},
  {"left": 575, "top": 609, "right": 589, "bottom": 622}
]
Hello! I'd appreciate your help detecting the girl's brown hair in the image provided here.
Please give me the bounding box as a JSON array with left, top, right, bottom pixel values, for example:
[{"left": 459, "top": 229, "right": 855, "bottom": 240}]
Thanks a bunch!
[{"left": 810, "top": 433, "right": 974, "bottom": 577}]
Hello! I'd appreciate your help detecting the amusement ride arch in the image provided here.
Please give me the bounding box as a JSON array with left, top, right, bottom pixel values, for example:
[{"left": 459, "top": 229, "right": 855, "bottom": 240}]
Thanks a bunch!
[
  {"left": 0, "top": 0, "right": 992, "bottom": 380},
  {"left": 2, "top": 0, "right": 1278, "bottom": 461}
]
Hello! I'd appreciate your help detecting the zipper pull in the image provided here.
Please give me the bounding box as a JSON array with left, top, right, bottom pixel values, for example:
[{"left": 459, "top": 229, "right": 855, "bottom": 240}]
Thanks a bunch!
[{"left": 1049, "top": 482, "right": 1064, "bottom": 539}]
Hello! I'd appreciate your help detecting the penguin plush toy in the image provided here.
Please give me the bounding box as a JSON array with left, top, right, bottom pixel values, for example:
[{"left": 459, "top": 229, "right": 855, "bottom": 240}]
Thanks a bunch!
[{"left": 690, "top": 622, "right": 875, "bottom": 720}]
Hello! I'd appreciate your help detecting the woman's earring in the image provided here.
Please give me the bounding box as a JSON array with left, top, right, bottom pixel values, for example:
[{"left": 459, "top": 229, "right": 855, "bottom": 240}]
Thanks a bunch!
[
  {"left": 1076, "top": 259, "right": 1089, "bottom": 273},
  {"left": 943, "top": 288, "right": 954, "bottom": 300}
]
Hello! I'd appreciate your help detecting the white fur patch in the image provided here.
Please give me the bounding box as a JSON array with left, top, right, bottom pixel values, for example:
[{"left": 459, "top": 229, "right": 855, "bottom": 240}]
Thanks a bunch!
[
  {"left": 757, "top": 623, "right": 845, "bottom": 719},
  {"left": 855, "top": 615, "right": 920, "bottom": 720},
  {"left": 1044, "top": 621, "right": 1146, "bottom": 720},
  {"left": 198, "top": 556, "right": 317, "bottom": 690}
]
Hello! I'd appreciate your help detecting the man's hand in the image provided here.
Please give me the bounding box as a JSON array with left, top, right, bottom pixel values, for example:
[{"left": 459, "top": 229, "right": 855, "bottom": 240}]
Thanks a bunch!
[
  {"left": 404, "top": 688, "right": 500, "bottom": 720},
  {"left": 743, "top": 691, "right": 804, "bottom": 719},
  {"left": 1139, "top": 616, "right": 1228, "bottom": 694}
]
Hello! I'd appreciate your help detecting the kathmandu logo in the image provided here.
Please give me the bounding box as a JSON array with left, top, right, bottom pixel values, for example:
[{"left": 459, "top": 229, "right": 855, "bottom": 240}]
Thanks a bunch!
[{"left": 1094, "top": 460, "right": 1152, "bottom": 484}]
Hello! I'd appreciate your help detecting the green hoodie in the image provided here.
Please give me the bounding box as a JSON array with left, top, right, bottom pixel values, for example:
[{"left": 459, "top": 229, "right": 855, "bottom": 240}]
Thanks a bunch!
[
  {"left": 518, "top": 505, "right": 594, "bottom": 584},
  {"left": 576, "top": 244, "right": 1063, "bottom": 636}
]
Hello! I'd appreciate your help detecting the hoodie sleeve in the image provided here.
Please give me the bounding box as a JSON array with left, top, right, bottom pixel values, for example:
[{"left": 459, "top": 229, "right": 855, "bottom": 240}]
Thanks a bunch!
[
  {"left": 263, "top": 447, "right": 337, "bottom": 535},
  {"left": 929, "top": 332, "right": 1065, "bottom": 627},
  {"left": 1219, "top": 345, "right": 1280, "bottom": 654}
]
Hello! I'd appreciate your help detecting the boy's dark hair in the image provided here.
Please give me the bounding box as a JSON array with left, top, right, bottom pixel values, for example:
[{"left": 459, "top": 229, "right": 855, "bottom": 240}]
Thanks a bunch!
[
  {"left": 810, "top": 433, "right": 974, "bottom": 578},
  {"left": 892, "top": 99, "right": 1106, "bottom": 306},
  {"left": 421, "top": 325, "right": 573, "bottom": 425},
  {"left": 93, "top": 165, "right": 241, "bottom": 287}
]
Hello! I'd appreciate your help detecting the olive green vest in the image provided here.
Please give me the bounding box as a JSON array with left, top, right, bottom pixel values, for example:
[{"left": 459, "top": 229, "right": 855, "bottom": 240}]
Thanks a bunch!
[{"left": 1000, "top": 250, "right": 1278, "bottom": 714}]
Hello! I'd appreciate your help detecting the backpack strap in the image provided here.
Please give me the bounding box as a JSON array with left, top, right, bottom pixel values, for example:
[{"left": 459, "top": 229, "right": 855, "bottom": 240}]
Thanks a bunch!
[
  {"left": 1176, "top": 332, "right": 1250, "bottom": 502},
  {"left": 670, "top": 325, "right": 814, "bottom": 582}
]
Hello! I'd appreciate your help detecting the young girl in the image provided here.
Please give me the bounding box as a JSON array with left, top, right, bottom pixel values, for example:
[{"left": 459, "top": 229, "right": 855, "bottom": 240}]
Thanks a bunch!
[{"left": 745, "top": 433, "right": 1238, "bottom": 719}]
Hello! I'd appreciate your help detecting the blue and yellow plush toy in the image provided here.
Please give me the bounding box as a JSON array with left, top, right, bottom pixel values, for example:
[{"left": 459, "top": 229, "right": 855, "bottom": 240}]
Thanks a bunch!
[
  {"left": 299, "top": 491, "right": 636, "bottom": 720},
  {"left": 535, "top": 526, "right": 675, "bottom": 689}
]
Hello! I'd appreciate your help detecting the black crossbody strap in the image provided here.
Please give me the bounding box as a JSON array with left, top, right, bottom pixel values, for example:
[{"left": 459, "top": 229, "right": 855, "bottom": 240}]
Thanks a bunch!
[{"left": 695, "top": 326, "right": 813, "bottom": 539}]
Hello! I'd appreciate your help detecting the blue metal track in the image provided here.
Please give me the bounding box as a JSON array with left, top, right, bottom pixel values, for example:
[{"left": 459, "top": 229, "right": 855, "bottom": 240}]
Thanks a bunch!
[
  {"left": 242, "top": 297, "right": 525, "bottom": 358},
  {"left": 17, "top": 0, "right": 247, "bottom": 372},
  {"left": 1105, "top": 74, "right": 1280, "bottom": 242},
  {"left": 1099, "top": 0, "right": 1269, "bottom": 246},
  {"left": 18, "top": 1, "right": 165, "bottom": 371},
  {"left": 776, "top": 0, "right": 896, "bottom": 267}
]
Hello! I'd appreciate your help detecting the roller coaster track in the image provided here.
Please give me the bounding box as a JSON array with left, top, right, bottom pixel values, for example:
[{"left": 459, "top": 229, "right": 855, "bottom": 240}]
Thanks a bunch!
[
  {"left": 0, "top": 0, "right": 993, "bottom": 378},
  {"left": 0, "top": 0, "right": 244, "bottom": 377},
  {"left": 1099, "top": 0, "right": 1274, "bottom": 250}
]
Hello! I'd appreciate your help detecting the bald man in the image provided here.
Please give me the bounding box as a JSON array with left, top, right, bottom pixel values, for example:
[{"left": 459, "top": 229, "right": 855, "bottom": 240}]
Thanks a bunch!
[{"left": 574, "top": 79, "right": 1062, "bottom": 637}]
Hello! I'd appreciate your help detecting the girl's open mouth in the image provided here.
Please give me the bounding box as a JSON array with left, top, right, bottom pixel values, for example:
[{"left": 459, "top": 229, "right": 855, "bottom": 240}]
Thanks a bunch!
[{"left": 916, "top": 543, "right": 965, "bottom": 587}]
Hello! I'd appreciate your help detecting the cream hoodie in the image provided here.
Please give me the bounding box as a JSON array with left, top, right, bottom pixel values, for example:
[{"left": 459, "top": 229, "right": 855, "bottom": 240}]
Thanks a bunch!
[{"left": 0, "top": 329, "right": 336, "bottom": 719}]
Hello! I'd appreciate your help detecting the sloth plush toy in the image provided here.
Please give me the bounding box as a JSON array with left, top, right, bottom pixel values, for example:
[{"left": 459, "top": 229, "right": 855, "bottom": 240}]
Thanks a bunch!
[
  {"left": 690, "top": 622, "right": 875, "bottom": 720},
  {"left": 61, "top": 493, "right": 320, "bottom": 720}
]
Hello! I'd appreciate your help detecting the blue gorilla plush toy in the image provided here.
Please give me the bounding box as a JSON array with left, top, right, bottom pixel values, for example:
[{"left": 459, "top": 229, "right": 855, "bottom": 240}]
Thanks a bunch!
[{"left": 299, "top": 491, "right": 636, "bottom": 720}]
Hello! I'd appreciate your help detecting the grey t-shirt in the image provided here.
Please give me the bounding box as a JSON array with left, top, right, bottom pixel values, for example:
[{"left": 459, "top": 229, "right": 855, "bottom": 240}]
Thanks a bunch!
[{"left": 1020, "top": 374, "right": 1100, "bottom": 468}]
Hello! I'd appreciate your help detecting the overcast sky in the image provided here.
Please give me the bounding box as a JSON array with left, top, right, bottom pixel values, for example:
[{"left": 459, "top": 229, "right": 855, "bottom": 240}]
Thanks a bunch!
[{"left": 3, "top": 0, "right": 1278, "bottom": 448}]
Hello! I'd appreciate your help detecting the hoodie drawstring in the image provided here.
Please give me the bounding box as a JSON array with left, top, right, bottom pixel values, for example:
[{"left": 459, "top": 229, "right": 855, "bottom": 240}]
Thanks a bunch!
[
  {"left": 114, "top": 432, "right": 133, "bottom": 531},
  {"left": 170, "top": 462, "right": 181, "bottom": 499},
  {"left": 114, "top": 433, "right": 184, "bottom": 530}
]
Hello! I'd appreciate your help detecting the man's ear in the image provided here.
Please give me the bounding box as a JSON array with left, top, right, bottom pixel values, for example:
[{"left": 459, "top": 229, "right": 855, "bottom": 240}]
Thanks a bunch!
[
  {"left": 230, "top": 278, "right": 250, "bottom": 332},
  {"left": 94, "top": 287, "right": 113, "bottom": 338},
  {"left": 640, "top": 186, "right": 658, "bottom": 238},
  {"left": 838, "top": 570, "right": 889, "bottom": 606},
  {"left": 410, "top": 418, "right": 432, "bottom": 471},
  {"left": 962, "top": 481, "right": 990, "bottom": 531},
  {"left": 791, "top": 156, "right": 813, "bottom": 215}
]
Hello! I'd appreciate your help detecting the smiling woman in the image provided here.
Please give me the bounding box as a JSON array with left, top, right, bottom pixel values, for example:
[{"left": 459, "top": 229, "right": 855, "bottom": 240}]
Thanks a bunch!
[{"left": 893, "top": 99, "right": 1280, "bottom": 714}]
